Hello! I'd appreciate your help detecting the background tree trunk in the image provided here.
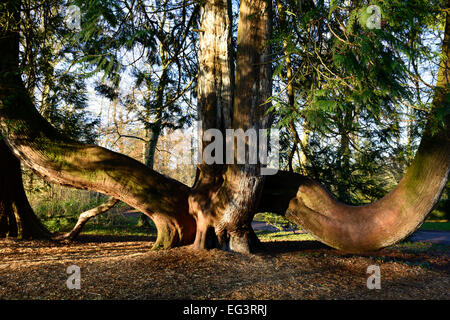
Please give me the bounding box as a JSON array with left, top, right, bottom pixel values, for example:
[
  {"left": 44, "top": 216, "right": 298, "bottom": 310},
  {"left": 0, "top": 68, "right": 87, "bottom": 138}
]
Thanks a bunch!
[
  {"left": 55, "top": 197, "right": 118, "bottom": 241},
  {"left": 138, "top": 65, "right": 168, "bottom": 229}
]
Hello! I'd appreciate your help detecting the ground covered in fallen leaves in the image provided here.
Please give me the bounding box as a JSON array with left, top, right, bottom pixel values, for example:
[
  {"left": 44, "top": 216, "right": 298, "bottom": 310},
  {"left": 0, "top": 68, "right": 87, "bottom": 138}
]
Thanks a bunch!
[{"left": 0, "top": 235, "right": 448, "bottom": 299}]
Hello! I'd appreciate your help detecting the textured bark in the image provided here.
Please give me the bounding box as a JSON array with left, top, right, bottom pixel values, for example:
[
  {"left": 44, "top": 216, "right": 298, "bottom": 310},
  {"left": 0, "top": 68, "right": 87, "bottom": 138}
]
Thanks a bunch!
[
  {"left": 0, "top": 102, "right": 196, "bottom": 248},
  {"left": 190, "top": 0, "right": 272, "bottom": 253},
  {"left": 212, "top": 0, "right": 272, "bottom": 253},
  {"left": 55, "top": 197, "right": 118, "bottom": 241},
  {"left": 0, "top": 112, "right": 196, "bottom": 248},
  {"left": 189, "top": 0, "right": 234, "bottom": 250},
  {"left": 260, "top": 123, "right": 448, "bottom": 254},
  {"left": 0, "top": 139, "right": 50, "bottom": 239}
]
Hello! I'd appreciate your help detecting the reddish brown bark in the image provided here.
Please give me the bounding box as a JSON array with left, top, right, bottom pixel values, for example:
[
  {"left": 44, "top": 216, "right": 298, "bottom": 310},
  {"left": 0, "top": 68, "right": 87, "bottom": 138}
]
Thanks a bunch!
[
  {"left": 189, "top": 0, "right": 234, "bottom": 250},
  {"left": 189, "top": 0, "right": 272, "bottom": 253}
]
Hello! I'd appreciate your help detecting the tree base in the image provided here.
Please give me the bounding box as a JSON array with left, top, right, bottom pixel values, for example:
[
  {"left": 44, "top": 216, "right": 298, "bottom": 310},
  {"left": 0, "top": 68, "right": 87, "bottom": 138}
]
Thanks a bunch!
[{"left": 151, "top": 213, "right": 196, "bottom": 250}]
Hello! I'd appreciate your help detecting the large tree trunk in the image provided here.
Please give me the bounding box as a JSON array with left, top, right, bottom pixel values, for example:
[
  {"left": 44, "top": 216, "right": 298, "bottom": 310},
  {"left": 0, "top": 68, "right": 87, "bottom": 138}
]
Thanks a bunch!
[
  {"left": 258, "top": 4, "right": 450, "bottom": 252},
  {"left": 0, "top": 139, "right": 50, "bottom": 239},
  {"left": 213, "top": 0, "right": 272, "bottom": 253},
  {"left": 188, "top": 0, "right": 235, "bottom": 250},
  {"left": 189, "top": 0, "right": 272, "bottom": 253}
]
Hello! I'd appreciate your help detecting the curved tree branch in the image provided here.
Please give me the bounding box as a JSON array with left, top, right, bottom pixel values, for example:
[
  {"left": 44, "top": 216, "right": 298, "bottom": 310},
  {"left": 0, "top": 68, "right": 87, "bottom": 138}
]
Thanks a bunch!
[
  {"left": 260, "top": 129, "right": 448, "bottom": 253},
  {"left": 258, "top": 5, "right": 450, "bottom": 253}
]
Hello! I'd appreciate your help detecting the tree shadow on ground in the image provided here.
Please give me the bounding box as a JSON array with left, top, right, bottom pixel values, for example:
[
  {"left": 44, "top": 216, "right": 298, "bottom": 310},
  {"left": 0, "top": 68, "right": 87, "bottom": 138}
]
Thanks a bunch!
[
  {"left": 256, "top": 240, "right": 332, "bottom": 254},
  {"left": 69, "top": 234, "right": 157, "bottom": 243},
  {"left": 255, "top": 240, "right": 450, "bottom": 274}
]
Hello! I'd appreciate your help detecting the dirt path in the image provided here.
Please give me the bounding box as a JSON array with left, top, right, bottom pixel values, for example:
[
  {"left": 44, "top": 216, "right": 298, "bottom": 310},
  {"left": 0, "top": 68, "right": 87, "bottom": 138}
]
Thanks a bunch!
[
  {"left": 251, "top": 221, "right": 305, "bottom": 233},
  {"left": 0, "top": 236, "right": 448, "bottom": 300},
  {"left": 409, "top": 231, "right": 450, "bottom": 245}
]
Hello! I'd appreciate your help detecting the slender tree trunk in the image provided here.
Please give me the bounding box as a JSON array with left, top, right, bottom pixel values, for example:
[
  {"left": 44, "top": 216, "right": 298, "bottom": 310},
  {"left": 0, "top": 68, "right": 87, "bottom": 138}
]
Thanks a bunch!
[
  {"left": 137, "top": 125, "right": 161, "bottom": 228},
  {"left": 336, "top": 108, "right": 352, "bottom": 202},
  {"left": 55, "top": 197, "right": 118, "bottom": 240},
  {"left": 139, "top": 60, "right": 169, "bottom": 228},
  {"left": 277, "top": 0, "right": 313, "bottom": 175},
  {"left": 143, "top": 126, "right": 161, "bottom": 169},
  {"left": 0, "top": 139, "right": 50, "bottom": 239},
  {"left": 288, "top": 142, "right": 297, "bottom": 172},
  {"left": 277, "top": 0, "right": 301, "bottom": 174},
  {"left": 407, "top": 105, "right": 414, "bottom": 160},
  {"left": 299, "top": 127, "right": 310, "bottom": 172}
]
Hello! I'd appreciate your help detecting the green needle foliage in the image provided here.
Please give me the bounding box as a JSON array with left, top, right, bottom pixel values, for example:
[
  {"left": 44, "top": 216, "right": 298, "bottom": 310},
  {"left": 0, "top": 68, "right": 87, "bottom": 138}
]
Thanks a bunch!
[{"left": 17, "top": 0, "right": 99, "bottom": 143}]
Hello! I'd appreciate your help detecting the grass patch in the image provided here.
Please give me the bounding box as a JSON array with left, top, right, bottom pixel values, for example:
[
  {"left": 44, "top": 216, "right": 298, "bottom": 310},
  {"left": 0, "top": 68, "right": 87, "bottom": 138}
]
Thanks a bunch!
[
  {"left": 253, "top": 212, "right": 300, "bottom": 231},
  {"left": 255, "top": 229, "right": 450, "bottom": 255},
  {"left": 392, "top": 241, "right": 450, "bottom": 254},
  {"left": 255, "top": 213, "right": 450, "bottom": 232},
  {"left": 41, "top": 210, "right": 157, "bottom": 238},
  {"left": 255, "top": 230, "right": 316, "bottom": 241},
  {"left": 80, "top": 225, "right": 156, "bottom": 237},
  {"left": 420, "top": 221, "right": 450, "bottom": 231}
]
